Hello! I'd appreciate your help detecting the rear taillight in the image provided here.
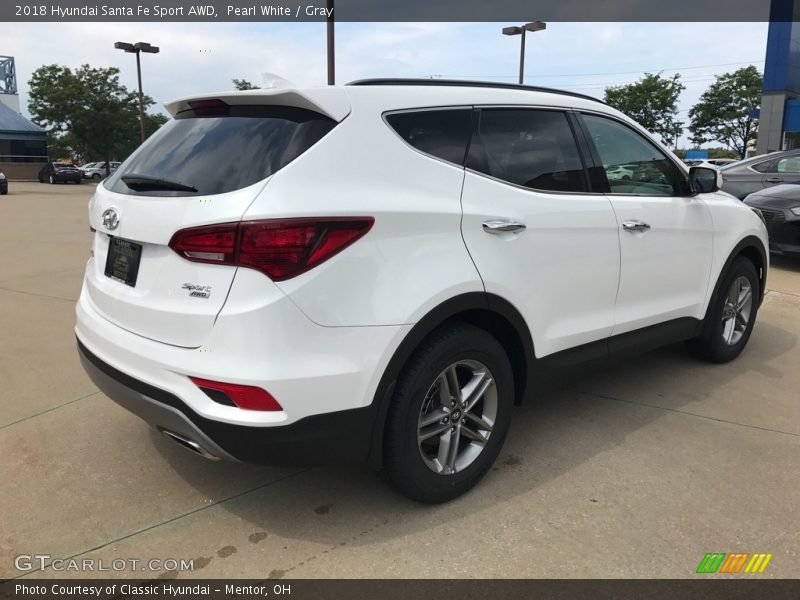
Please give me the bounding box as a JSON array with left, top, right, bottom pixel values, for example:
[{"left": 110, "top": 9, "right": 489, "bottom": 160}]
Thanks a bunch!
[
  {"left": 169, "top": 218, "right": 374, "bottom": 281},
  {"left": 190, "top": 376, "right": 282, "bottom": 411},
  {"left": 169, "top": 224, "right": 237, "bottom": 263}
]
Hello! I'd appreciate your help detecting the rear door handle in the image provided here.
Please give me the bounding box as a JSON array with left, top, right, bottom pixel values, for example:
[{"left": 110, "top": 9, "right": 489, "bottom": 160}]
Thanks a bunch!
[
  {"left": 482, "top": 219, "right": 526, "bottom": 234},
  {"left": 622, "top": 220, "right": 651, "bottom": 233}
]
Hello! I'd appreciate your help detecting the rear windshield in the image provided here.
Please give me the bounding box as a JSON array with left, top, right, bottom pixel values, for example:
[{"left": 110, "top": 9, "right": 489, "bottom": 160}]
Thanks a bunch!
[{"left": 106, "top": 105, "right": 337, "bottom": 197}]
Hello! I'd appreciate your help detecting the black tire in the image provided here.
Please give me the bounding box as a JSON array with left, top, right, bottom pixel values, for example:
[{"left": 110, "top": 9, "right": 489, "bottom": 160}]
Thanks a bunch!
[
  {"left": 686, "top": 257, "right": 760, "bottom": 363},
  {"left": 383, "top": 322, "right": 514, "bottom": 503},
  {"left": 75, "top": 178, "right": 82, "bottom": 185},
  {"left": 92, "top": 173, "right": 101, "bottom": 180}
]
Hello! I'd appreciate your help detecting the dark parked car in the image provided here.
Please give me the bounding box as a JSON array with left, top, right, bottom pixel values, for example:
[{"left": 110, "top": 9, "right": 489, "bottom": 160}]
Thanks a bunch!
[
  {"left": 0, "top": 168, "right": 7, "bottom": 195},
  {"left": 745, "top": 184, "right": 800, "bottom": 257},
  {"left": 38, "top": 162, "right": 82, "bottom": 185},
  {"left": 720, "top": 150, "right": 800, "bottom": 199}
]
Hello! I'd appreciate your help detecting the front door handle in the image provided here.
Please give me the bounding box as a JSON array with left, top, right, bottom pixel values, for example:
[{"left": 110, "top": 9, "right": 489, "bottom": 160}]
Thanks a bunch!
[
  {"left": 765, "top": 177, "right": 783, "bottom": 184},
  {"left": 482, "top": 219, "right": 527, "bottom": 234},
  {"left": 622, "top": 220, "right": 651, "bottom": 233}
]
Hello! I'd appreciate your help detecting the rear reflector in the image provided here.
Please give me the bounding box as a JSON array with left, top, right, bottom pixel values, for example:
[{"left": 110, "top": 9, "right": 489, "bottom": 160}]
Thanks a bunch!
[
  {"left": 190, "top": 376, "right": 282, "bottom": 411},
  {"left": 169, "top": 217, "right": 374, "bottom": 281}
]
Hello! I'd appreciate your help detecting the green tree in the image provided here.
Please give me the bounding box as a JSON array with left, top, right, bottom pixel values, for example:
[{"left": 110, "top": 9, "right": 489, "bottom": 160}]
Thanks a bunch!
[
  {"left": 27, "top": 64, "right": 162, "bottom": 171},
  {"left": 145, "top": 112, "right": 169, "bottom": 136},
  {"left": 232, "top": 78, "right": 258, "bottom": 90},
  {"left": 708, "top": 148, "right": 740, "bottom": 160},
  {"left": 604, "top": 73, "right": 685, "bottom": 146},
  {"left": 688, "top": 66, "right": 763, "bottom": 159}
]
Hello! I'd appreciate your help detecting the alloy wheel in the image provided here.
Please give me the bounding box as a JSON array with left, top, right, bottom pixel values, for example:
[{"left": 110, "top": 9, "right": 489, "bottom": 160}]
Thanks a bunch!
[
  {"left": 417, "top": 360, "right": 497, "bottom": 475},
  {"left": 721, "top": 275, "right": 753, "bottom": 346}
]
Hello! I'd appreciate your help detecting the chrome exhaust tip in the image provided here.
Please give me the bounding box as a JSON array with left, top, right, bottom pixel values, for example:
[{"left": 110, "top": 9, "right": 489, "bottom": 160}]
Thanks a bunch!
[{"left": 160, "top": 429, "right": 221, "bottom": 461}]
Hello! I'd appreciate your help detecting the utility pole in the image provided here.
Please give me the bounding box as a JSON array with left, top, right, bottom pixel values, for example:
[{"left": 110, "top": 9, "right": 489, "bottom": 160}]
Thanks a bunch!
[{"left": 327, "top": 0, "right": 335, "bottom": 85}]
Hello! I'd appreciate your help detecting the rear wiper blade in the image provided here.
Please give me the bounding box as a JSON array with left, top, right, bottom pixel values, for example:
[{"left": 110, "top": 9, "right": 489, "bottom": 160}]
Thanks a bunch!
[{"left": 121, "top": 174, "right": 198, "bottom": 193}]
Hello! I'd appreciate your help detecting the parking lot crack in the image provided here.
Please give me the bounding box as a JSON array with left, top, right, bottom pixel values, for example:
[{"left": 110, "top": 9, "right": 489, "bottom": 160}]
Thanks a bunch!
[
  {"left": 0, "top": 391, "right": 100, "bottom": 431},
  {"left": 580, "top": 391, "right": 800, "bottom": 438},
  {"left": 767, "top": 288, "right": 800, "bottom": 300},
  {"left": 0, "top": 286, "right": 76, "bottom": 303},
  {"left": 8, "top": 467, "right": 313, "bottom": 579},
  {"left": 0, "top": 266, "right": 84, "bottom": 286}
]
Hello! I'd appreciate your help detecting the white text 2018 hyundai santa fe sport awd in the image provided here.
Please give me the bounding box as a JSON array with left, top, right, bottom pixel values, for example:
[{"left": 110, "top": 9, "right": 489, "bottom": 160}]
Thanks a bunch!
[{"left": 76, "top": 79, "right": 768, "bottom": 502}]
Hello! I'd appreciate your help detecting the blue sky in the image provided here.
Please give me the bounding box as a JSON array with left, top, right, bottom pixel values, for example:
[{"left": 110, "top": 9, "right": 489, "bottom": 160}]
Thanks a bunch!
[{"left": 4, "top": 22, "right": 769, "bottom": 147}]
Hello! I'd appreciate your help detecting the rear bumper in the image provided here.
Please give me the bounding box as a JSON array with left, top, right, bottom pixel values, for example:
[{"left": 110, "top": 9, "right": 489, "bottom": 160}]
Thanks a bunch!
[
  {"left": 75, "top": 267, "right": 408, "bottom": 426},
  {"left": 78, "top": 339, "right": 376, "bottom": 465},
  {"left": 0, "top": 180, "right": 7, "bottom": 193},
  {"left": 75, "top": 265, "right": 411, "bottom": 464}
]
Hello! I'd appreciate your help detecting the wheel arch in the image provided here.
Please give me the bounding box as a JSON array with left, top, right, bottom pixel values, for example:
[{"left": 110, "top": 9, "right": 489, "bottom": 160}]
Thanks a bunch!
[
  {"left": 705, "top": 235, "right": 767, "bottom": 325},
  {"left": 366, "top": 292, "right": 534, "bottom": 470}
]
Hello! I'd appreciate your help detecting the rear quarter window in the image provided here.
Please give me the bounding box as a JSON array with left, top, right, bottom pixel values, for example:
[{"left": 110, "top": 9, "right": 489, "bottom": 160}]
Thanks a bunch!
[
  {"left": 106, "top": 105, "right": 337, "bottom": 197},
  {"left": 385, "top": 109, "right": 472, "bottom": 166}
]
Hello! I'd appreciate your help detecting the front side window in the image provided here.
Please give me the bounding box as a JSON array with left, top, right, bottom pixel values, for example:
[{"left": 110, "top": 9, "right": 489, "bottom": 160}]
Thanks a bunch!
[
  {"left": 581, "top": 114, "right": 686, "bottom": 196},
  {"left": 386, "top": 109, "right": 472, "bottom": 166},
  {"left": 467, "top": 109, "right": 587, "bottom": 192}
]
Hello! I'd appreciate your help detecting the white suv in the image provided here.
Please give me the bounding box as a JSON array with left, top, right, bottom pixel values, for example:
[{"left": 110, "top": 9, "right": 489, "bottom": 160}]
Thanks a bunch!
[{"left": 76, "top": 80, "right": 768, "bottom": 502}]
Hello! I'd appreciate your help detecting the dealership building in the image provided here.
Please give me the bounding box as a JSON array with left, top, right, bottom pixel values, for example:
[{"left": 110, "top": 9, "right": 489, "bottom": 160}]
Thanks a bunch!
[{"left": 0, "top": 56, "right": 47, "bottom": 180}]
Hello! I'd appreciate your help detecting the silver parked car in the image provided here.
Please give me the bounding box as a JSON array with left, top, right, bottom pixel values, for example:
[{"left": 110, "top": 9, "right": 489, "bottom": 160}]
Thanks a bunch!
[
  {"left": 720, "top": 150, "right": 800, "bottom": 199},
  {"left": 82, "top": 161, "right": 121, "bottom": 180}
]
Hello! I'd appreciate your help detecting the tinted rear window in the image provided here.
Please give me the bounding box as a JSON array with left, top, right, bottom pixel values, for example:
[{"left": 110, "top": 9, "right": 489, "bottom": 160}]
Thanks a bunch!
[
  {"left": 106, "top": 105, "right": 336, "bottom": 196},
  {"left": 386, "top": 109, "right": 472, "bottom": 166},
  {"left": 467, "top": 109, "right": 588, "bottom": 192}
]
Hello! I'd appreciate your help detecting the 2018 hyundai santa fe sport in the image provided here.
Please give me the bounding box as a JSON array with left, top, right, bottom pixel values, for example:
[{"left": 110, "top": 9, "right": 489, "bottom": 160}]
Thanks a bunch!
[{"left": 76, "top": 79, "right": 769, "bottom": 502}]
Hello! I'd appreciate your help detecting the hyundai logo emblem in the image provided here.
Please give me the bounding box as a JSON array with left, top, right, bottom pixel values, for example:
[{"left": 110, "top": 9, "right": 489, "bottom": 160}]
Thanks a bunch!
[{"left": 102, "top": 208, "right": 120, "bottom": 231}]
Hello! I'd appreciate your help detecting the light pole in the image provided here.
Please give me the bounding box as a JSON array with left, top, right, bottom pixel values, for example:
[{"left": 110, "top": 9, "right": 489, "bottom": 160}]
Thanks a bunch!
[
  {"left": 114, "top": 41, "right": 160, "bottom": 145},
  {"left": 502, "top": 22, "right": 546, "bottom": 85}
]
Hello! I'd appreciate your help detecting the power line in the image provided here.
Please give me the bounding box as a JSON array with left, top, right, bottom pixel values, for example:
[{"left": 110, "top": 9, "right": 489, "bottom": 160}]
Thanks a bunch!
[{"left": 562, "top": 76, "right": 720, "bottom": 90}]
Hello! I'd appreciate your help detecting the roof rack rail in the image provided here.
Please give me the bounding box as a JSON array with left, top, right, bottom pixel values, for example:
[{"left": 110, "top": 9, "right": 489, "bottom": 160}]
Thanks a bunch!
[{"left": 346, "top": 78, "right": 605, "bottom": 105}]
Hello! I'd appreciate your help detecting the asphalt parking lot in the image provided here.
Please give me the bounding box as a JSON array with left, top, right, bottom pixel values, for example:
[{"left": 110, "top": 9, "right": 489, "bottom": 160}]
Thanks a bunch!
[{"left": 2, "top": 181, "right": 799, "bottom": 579}]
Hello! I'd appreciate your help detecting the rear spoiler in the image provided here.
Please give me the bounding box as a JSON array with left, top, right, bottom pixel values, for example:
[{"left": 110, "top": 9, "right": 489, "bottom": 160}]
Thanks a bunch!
[{"left": 164, "top": 87, "right": 351, "bottom": 122}]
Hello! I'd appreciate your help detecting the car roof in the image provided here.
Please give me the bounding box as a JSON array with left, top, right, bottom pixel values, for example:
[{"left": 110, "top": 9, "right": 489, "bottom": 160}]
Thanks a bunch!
[
  {"left": 342, "top": 79, "right": 611, "bottom": 115},
  {"left": 347, "top": 78, "right": 607, "bottom": 106},
  {"left": 723, "top": 149, "right": 800, "bottom": 169},
  {"left": 166, "top": 79, "right": 615, "bottom": 123}
]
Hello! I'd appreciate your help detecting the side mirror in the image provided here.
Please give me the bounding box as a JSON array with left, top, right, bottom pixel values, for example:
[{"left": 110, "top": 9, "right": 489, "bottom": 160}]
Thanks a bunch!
[{"left": 689, "top": 166, "right": 722, "bottom": 194}]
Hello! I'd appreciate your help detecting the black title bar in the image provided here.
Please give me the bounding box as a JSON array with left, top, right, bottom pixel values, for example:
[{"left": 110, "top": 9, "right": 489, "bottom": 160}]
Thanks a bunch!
[
  {"left": 3, "top": 579, "right": 800, "bottom": 600},
  {"left": 2, "top": 0, "right": 798, "bottom": 22}
]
